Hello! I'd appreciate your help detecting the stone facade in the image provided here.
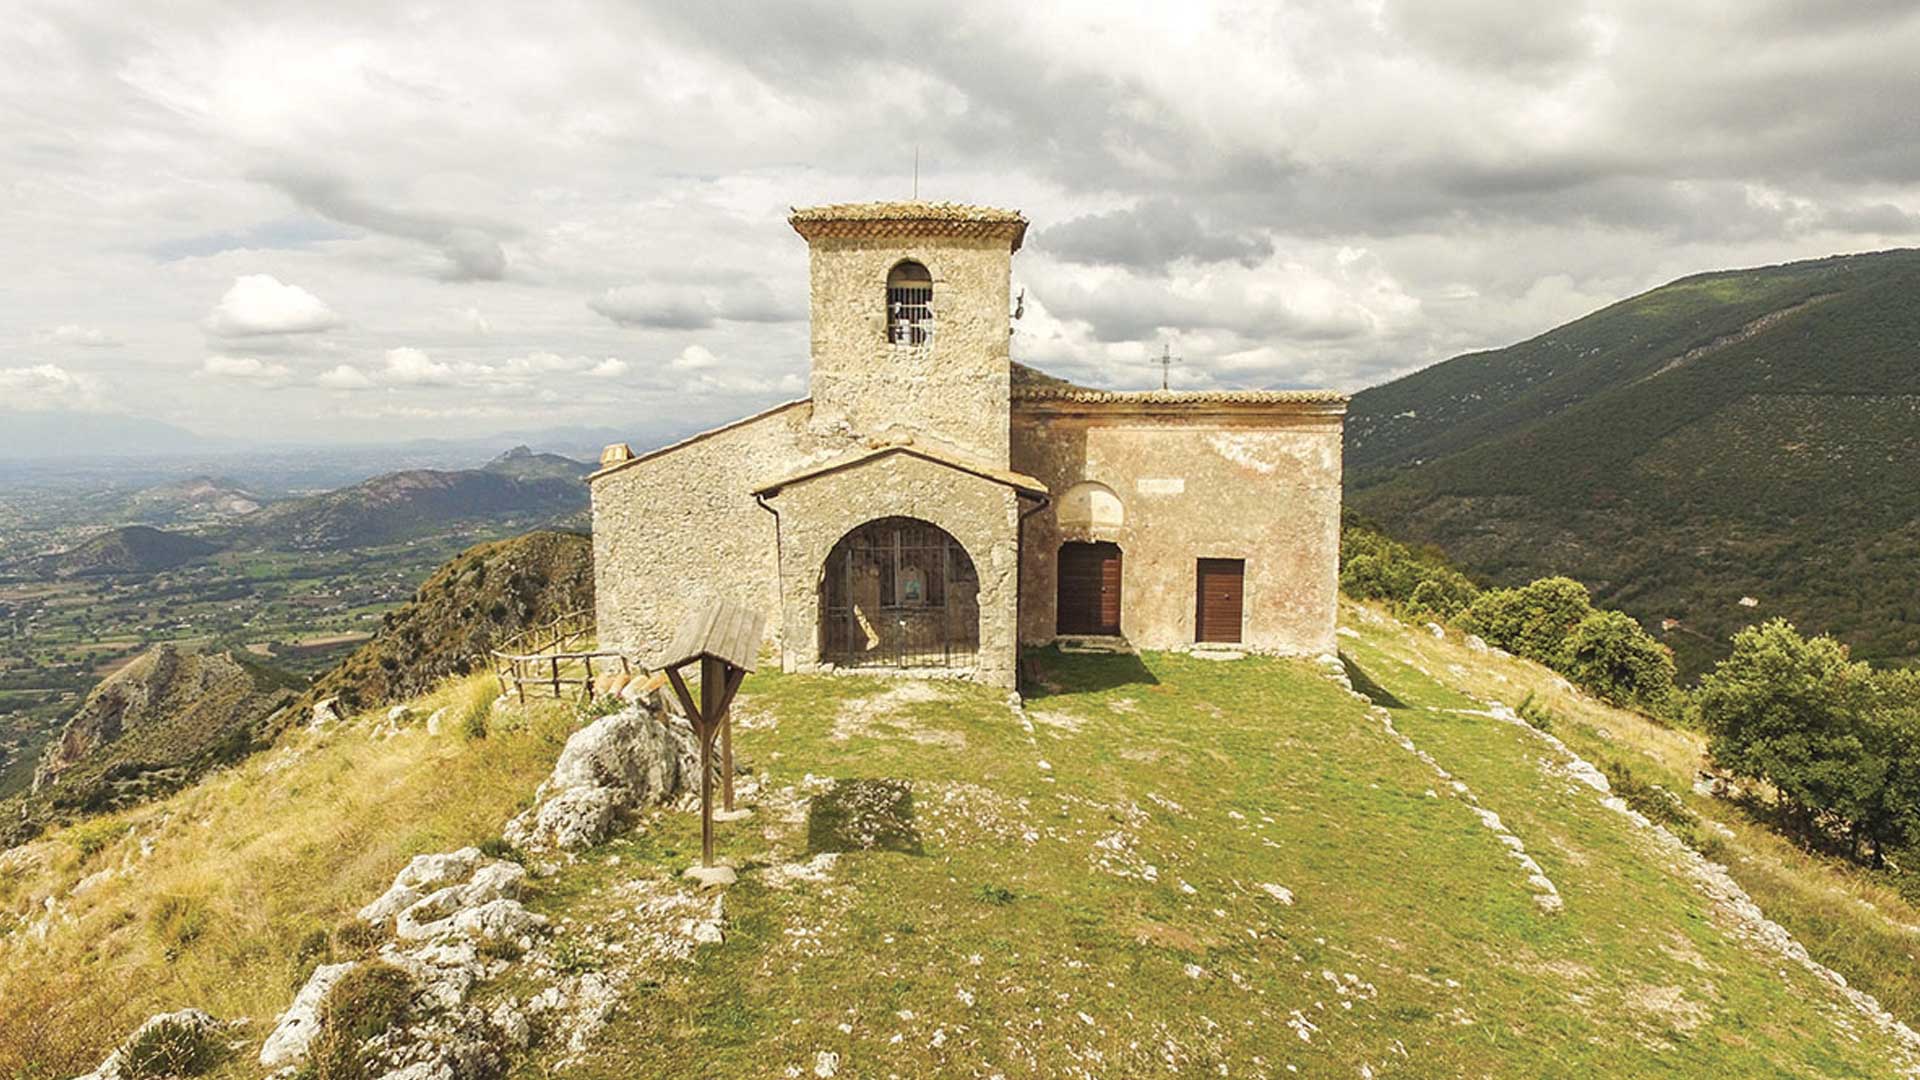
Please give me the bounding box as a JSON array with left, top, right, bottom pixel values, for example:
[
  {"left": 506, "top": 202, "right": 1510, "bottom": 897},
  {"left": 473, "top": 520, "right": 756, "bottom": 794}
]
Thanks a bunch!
[
  {"left": 757, "top": 449, "right": 1028, "bottom": 689},
  {"left": 589, "top": 200, "right": 1348, "bottom": 689}
]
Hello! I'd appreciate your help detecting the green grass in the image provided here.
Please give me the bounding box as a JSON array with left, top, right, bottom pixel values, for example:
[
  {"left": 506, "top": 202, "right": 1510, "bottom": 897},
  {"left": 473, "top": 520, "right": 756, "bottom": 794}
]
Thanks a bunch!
[
  {"left": 514, "top": 633, "right": 1914, "bottom": 1077},
  {"left": 9, "top": 605, "right": 1918, "bottom": 1078}
]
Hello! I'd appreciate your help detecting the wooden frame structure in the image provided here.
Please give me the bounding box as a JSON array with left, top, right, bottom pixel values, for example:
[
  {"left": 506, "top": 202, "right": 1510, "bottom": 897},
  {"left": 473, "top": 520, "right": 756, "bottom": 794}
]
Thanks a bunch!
[
  {"left": 489, "top": 609, "right": 635, "bottom": 706},
  {"left": 659, "top": 599, "right": 766, "bottom": 867}
]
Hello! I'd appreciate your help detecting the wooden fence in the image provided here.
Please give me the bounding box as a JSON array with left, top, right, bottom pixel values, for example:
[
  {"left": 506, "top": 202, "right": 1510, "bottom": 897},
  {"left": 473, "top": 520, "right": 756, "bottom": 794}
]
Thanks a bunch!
[{"left": 489, "top": 609, "right": 641, "bottom": 706}]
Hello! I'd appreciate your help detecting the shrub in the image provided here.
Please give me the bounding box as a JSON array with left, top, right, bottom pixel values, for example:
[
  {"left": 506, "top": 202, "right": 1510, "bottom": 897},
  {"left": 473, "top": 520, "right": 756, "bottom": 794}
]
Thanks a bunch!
[
  {"left": 551, "top": 935, "right": 601, "bottom": 975},
  {"left": 1517, "top": 692, "right": 1555, "bottom": 732},
  {"left": 1338, "top": 519, "right": 1481, "bottom": 619},
  {"left": 64, "top": 819, "right": 127, "bottom": 861},
  {"left": 460, "top": 700, "right": 490, "bottom": 741},
  {"left": 1563, "top": 609, "right": 1679, "bottom": 715},
  {"left": 1458, "top": 577, "right": 1594, "bottom": 666},
  {"left": 1405, "top": 571, "right": 1479, "bottom": 621},
  {"left": 121, "top": 1015, "right": 220, "bottom": 1079},
  {"left": 308, "top": 963, "right": 413, "bottom": 1080},
  {"left": 148, "top": 894, "right": 209, "bottom": 959}
]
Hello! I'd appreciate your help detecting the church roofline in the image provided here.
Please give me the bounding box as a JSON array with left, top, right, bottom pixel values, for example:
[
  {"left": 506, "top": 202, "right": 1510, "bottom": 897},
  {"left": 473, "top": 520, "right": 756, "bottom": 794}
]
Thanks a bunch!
[
  {"left": 1009, "top": 360, "right": 1348, "bottom": 413},
  {"left": 751, "top": 442, "right": 1049, "bottom": 499},
  {"left": 588, "top": 397, "right": 813, "bottom": 483},
  {"left": 789, "top": 201, "right": 1029, "bottom": 251}
]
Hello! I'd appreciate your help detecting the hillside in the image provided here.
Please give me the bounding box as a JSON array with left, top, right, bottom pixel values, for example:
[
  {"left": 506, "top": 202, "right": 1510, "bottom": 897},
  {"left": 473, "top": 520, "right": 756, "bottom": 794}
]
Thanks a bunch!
[
  {"left": 482, "top": 445, "right": 592, "bottom": 483},
  {"left": 123, "top": 476, "right": 264, "bottom": 522},
  {"left": 3, "top": 646, "right": 300, "bottom": 846},
  {"left": 1347, "top": 247, "right": 1920, "bottom": 676},
  {"left": 6, "top": 607, "right": 1919, "bottom": 1078},
  {"left": 34, "top": 524, "right": 220, "bottom": 577},
  {"left": 296, "top": 530, "right": 593, "bottom": 715},
  {"left": 235, "top": 467, "right": 586, "bottom": 551}
]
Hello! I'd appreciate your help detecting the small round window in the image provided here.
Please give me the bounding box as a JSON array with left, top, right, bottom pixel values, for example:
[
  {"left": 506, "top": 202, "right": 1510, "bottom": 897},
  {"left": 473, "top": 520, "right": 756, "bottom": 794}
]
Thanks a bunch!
[{"left": 886, "top": 260, "right": 933, "bottom": 346}]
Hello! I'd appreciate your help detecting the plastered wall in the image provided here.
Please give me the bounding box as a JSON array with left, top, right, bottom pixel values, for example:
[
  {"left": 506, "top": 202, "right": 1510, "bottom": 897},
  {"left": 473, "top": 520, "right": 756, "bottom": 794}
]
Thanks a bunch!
[{"left": 1012, "top": 407, "right": 1344, "bottom": 656}]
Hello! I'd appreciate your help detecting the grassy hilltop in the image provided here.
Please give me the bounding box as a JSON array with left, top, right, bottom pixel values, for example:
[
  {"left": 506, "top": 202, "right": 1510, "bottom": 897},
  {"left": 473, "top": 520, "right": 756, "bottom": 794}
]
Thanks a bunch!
[
  {"left": 1347, "top": 248, "right": 1920, "bottom": 677},
  {"left": 4, "top": 603, "right": 1917, "bottom": 1078}
]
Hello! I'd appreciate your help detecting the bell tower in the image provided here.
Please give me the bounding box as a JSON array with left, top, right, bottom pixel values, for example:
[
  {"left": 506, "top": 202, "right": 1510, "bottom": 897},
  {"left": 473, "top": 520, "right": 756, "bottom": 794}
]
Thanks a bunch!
[{"left": 789, "top": 202, "right": 1027, "bottom": 467}]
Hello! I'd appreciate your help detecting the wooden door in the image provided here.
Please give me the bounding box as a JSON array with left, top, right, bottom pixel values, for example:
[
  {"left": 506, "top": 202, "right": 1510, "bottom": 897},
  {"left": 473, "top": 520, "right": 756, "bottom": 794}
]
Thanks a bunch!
[
  {"left": 1195, "top": 558, "right": 1245, "bottom": 644},
  {"left": 1057, "top": 542, "right": 1123, "bottom": 636}
]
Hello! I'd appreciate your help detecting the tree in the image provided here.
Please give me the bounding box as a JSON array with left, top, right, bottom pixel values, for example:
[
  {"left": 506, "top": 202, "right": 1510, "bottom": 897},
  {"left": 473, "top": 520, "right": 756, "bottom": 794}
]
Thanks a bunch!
[
  {"left": 1458, "top": 577, "right": 1594, "bottom": 665},
  {"left": 1563, "top": 609, "right": 1679, "bottom": 714},
  {"left": 1694, "top": 620, "right": 1882, "bottom": 850}
]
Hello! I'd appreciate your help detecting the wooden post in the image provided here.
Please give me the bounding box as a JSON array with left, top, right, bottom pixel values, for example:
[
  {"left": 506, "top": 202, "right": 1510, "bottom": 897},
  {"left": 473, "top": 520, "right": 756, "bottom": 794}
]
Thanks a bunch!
[{"left": 703, "top": 654, "right": 736, "bottom": 812}]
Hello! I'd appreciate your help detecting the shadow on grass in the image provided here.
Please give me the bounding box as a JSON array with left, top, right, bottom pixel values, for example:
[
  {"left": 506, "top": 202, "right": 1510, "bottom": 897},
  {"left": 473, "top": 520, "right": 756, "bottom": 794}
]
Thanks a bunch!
[
  {"left": 1339, "top": 652, "right": 1408, "bottom": 709},
  {"left": 1020, "top": 646, "right": 1160, "bottom": 699},
  {"left": 806, "top": 778, "right": 924, "bottom": 856}
]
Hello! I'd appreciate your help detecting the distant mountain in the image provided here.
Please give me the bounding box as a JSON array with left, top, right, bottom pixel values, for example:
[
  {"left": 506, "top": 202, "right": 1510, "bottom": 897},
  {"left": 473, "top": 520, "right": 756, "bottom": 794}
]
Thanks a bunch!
[
  {"left": 297, "top": 530, "right": 593, "bottom": 714},
  {"left": 0, "top": 411, "right": 215, "bottom": 459},
  {"left": 482, "top": 445, "right": 593, "bottom": 483},
  {"left": 35, "top": 525, "right": 220, "bottom": 577},
  {"left": 2, "top": 645, "right": 301, "bottom": 845},
  {"left": 123, "top": 475, "right": 264, "bottom": 521},
  {"left": 1347, "top": 247, "right": 1920, "bottom": 676},
  {"left": 234, "top": 467, "right": 587, "bottom": 550}
]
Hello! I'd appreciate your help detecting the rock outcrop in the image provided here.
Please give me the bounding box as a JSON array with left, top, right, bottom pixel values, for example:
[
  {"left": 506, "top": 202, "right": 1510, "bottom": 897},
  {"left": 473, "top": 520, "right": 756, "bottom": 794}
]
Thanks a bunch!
[{"left": 503, "top": 698, "right": 697, "bottom": 851}]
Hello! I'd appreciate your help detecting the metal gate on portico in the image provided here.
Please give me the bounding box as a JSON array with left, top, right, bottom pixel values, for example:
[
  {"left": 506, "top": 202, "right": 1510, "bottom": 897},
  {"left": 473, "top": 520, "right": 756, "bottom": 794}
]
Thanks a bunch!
[{"left": 820, "top": 516, "right": 980, "bottom": 670}]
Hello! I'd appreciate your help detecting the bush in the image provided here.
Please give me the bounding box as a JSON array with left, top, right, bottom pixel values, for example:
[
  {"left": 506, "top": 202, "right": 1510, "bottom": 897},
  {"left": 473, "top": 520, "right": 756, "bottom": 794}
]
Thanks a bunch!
[
  {"left": 148, "top": 894, "right": 209, "bottom": 959},
  {"left": 460, "top": 699, "right": 490, "bottom": 741},
  {"left": 1405, "top": 571, "right": 1479, "bottom": 621},
  {"left": 1563, "top": 609, "right": 1679, "bottom": 715},
  {"left": 1517, "top": 691, "right": 1555, "bottom": 732},
  {"left": 121, "top": 1015, "right": 220, "bottom": 1079},
  {"left": 1458, "top": 577, "right": 1594, "bottom": 666},
  {"left": 308, "top": 963, "right": 413, "bottom": 1080},
  {"left": 1339, "top": 517, "right": 1481, "bottom": 618}
]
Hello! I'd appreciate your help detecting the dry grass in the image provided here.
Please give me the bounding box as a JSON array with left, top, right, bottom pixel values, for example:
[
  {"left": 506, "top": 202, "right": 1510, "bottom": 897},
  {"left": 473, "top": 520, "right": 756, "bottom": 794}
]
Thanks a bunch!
[{"left": 0, "top": 672, "right": 580, "bottom": 1078}]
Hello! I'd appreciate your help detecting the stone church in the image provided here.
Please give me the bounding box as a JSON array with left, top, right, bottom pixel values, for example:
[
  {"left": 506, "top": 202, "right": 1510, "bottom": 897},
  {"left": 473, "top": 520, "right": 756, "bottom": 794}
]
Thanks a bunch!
[{"left": 590, "top": 201, "right": 1346, "bottom": 688}]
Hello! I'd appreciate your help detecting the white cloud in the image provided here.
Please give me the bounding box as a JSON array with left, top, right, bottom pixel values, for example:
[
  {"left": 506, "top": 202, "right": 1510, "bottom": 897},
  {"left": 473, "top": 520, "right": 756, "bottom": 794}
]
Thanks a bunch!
[
  {"left": 35, "top": 324, "right": 120, "bottom": 347},
  {"left": 380, "top": 346, "right": 454, "bottom": 384},
  {"left": 589, "top": 357, "right": 629, "bottom": 378},
  {"left": 316, "top": 364, "right": 374, "bottom": 390},
  {"left": 0, "top": 363, "right": 105, "bottom": 412},
  {"left": 202, "top": 354, "right": 291, "bottom": 380},
  {"left": 5, "top": 1, "right": 1920, "bottom": 443},
  {"left": 671, "top": 345, "right": 719, "bottom": 370},
  {"left": 203, "top": 274, "right": 341, "bottom": 337}
]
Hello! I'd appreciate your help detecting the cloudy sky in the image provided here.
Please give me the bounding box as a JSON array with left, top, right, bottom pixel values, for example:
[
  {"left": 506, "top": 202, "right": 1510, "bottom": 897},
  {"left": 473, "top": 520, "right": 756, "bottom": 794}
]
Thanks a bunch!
[{"left": 5, "top": 0, "right": 1919, "bottom": 448}]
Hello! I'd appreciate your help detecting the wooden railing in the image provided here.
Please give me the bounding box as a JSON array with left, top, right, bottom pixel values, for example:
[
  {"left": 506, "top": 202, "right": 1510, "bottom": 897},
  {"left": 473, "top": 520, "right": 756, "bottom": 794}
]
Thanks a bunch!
[{"left": 489, "top": 609, "right": 641, "bottom": 706}]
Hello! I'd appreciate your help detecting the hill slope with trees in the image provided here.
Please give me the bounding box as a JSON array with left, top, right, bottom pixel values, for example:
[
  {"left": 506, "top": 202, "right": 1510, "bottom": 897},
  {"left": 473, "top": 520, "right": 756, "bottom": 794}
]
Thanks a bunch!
[{"left": 1347, "top": 247, "right": 1920, "bottom": 677}]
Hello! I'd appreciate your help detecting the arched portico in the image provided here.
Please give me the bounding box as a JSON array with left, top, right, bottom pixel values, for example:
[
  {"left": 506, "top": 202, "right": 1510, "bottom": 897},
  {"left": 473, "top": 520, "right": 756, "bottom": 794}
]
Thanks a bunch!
[{"left": 820, "top": 517, "right": 980, "bottom": 669}]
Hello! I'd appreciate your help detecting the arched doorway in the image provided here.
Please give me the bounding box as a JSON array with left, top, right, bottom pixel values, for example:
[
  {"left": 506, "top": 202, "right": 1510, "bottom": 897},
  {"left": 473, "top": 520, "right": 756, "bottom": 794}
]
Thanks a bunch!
[
  {"left": 820, "top": 517, "right": 979, "bottom": 669},
  {"left": 1057, "top": 541, "right": 1123, "bottom": 636}
]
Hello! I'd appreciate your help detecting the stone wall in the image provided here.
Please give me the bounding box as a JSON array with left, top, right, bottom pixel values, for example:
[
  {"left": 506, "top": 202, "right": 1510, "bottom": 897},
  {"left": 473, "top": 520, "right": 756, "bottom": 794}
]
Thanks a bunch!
[
  {"left": 1012, "top": 404, "right": 1345, "bottom": 656},
  {"left": 762, "top": 451, "right": 1023, "bottom": 688},
  {"left": 589, "top": 401, "right": 843, "bottom": 668},
  {"left": 805, "top": 234, "right": 1013, "bottom": 465}
]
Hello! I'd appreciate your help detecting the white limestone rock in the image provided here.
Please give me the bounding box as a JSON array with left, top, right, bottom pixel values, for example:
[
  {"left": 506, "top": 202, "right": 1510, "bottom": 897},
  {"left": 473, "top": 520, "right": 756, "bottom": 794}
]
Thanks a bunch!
[
  {"left": 425, "top": 707, "right": 449, "bottom": 736},
  {"left": 360, "top": 847, "right": 485, "bottom": 926},
  {"left": 502, "top": 702, "right": 696, "bottom": 851},
  {"left": 261, "top": 962, "right": 357, "bottom": 1067},
  {"left": 394, "top": 861, "right": 527, "bottom": 941}
]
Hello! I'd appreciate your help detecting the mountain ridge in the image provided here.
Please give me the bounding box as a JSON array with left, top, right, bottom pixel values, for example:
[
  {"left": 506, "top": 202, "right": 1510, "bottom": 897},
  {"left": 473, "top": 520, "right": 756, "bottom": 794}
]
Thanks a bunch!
[{"left": 1347, "top": 246, "right": 1920, "bottom": 675}]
